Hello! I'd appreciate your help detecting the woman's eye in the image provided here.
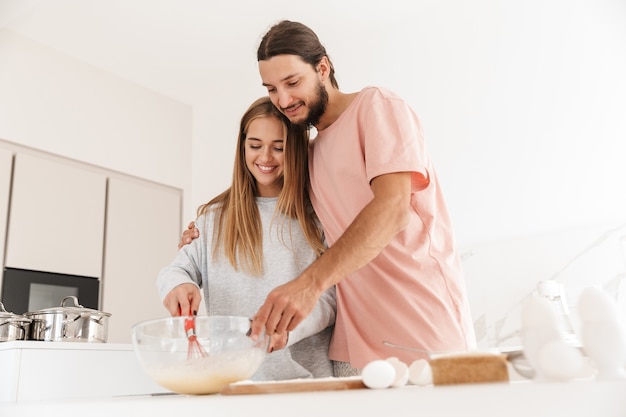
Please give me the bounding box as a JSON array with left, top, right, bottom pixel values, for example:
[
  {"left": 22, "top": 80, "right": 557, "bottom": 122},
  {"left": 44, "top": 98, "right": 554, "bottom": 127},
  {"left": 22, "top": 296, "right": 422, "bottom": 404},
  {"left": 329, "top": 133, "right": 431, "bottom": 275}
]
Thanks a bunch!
[
  {"left": 249, "top": 145, "right": 261, "bottom": 150},
  {"left": 274, "top": 147, "right": 284, "bottom": 152}
]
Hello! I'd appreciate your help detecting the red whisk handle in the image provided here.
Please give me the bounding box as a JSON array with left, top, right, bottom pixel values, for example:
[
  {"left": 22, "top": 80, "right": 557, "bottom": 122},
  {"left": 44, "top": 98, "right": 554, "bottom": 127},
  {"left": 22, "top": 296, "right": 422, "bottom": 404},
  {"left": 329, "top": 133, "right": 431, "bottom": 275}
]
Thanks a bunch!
[
  {"left": 185, "top": 317, "right": 198, "bottom": 338},
  {"left": 184, "top": 317, "right": 195, "bottom": 331}
]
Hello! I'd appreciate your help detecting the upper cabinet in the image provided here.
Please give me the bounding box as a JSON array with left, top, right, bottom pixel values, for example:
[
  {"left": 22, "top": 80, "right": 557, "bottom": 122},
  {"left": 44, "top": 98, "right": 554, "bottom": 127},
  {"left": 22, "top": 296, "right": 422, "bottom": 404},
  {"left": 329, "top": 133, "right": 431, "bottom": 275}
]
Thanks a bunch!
[{"left": 5, "top": 153, "right": 106, "bottom": 277}]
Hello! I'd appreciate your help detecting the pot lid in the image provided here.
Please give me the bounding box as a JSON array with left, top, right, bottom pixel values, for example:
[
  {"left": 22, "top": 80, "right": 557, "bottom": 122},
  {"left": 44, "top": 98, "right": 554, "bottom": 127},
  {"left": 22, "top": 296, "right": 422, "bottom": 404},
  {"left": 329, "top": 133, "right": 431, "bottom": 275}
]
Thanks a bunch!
[
  {"left": 25, "top": 296, "right": 111, "bottom": 317},
  {"left": 0, "top": 302, "right": 32, "bottom": 321}
]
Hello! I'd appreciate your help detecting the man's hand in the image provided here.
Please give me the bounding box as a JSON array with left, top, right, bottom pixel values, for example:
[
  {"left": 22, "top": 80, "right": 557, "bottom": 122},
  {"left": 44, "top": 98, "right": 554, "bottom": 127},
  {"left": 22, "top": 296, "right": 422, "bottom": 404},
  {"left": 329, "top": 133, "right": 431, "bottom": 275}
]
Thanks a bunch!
[
  {"left": 163, "top": 283, "right": 202, "bottom": 317},
  {"left": 249, "top": 274, "right": 322, "bottom": 340},
  {"left": 178, "top": 221, "right": 199, "bottom": 249},
  {"left": 267, "top": 332, "right": 289, "bottom": 352}
]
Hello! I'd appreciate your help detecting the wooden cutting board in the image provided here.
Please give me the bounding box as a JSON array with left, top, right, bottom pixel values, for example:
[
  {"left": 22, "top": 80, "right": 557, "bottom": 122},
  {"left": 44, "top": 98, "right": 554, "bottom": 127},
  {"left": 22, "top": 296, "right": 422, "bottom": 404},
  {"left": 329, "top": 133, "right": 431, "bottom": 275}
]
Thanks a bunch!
[{"left": 220, "top": 377, "right": 366, "bottom": 395}]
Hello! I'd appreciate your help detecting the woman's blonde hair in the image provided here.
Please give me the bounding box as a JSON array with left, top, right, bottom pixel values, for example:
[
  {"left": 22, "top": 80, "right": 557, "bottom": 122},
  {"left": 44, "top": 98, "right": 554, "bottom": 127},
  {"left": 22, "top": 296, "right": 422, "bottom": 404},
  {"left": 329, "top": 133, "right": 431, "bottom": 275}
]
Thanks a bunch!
[{"left": 197, "top": 97, "right": 324, "bottom": 275}]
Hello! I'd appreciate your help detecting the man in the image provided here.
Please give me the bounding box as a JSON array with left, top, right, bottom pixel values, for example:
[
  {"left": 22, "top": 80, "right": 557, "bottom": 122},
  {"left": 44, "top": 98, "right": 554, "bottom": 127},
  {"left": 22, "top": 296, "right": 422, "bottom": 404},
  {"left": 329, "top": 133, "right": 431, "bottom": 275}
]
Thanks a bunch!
[{"left": 183, "top": 20, "right": 476, "bottom": 375}]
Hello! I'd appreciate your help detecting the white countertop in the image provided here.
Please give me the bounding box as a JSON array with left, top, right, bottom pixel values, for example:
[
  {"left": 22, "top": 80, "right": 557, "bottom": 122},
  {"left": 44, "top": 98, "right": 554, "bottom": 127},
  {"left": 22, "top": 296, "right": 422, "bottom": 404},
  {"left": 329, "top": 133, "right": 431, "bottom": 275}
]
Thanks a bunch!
[
  {"left": 0, "top": 340, "right": 135, "bottom": 351},
  {"left": 1, "top": 378, "right": 625, "bottom": 417},
  {"left": 0, "top": 340, "right": 168, "bottom": 402},
  {"left": 2, "top": 341, "right": 624, "bottom": 416}
]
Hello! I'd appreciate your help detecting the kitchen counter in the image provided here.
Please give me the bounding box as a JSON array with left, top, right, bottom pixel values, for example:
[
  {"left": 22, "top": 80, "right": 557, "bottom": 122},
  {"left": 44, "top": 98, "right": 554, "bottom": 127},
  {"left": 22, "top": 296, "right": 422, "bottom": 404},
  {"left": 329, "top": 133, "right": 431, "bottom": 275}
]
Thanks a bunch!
[
  {"left": 0, "top": 340, "right": 168, "bottom": 402},
  {"left": 0, "top": 340, "right": 136, "bottom": 352},
  {"left": 1, "top": 378, "right": 625, "bottom": 417}
]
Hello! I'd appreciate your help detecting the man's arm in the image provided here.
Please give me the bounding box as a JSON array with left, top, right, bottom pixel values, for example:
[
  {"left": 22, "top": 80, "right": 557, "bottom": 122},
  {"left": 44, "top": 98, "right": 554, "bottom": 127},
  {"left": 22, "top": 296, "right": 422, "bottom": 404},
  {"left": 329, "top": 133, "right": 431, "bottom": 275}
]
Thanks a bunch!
[{"left": 250, "top": 171, "right": 412, "bottom": 338}]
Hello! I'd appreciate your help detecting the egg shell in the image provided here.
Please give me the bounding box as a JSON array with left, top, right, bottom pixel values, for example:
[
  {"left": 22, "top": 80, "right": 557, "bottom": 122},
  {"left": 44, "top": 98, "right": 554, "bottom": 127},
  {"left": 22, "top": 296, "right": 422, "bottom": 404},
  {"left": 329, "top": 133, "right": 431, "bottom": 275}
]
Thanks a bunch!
[
  {"left": 386, "top": 357, "right": 409, "bottom": 387},
  {"left": 362, "top": 360, "right": 396, "bottom": 389},
  {"left": 408, "top": 358, "right": 433, "bottom": 386}
]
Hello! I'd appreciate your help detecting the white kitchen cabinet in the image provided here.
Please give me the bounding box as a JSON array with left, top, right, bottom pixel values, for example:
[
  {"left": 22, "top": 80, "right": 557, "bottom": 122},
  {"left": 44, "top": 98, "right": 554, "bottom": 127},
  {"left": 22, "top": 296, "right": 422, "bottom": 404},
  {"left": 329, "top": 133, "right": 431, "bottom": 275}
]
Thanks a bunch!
[
  {"left": 5, "top": 153, "right": 106, "bottom": 278},
  {"left": 102, "top": 177, "right": 181, "bottom": 343},
  {"left": 0, "top": 141, "right": 183, "bottom": 342},
  {"left": 0, "top": 149, "right": 12, "bottom": 288}
]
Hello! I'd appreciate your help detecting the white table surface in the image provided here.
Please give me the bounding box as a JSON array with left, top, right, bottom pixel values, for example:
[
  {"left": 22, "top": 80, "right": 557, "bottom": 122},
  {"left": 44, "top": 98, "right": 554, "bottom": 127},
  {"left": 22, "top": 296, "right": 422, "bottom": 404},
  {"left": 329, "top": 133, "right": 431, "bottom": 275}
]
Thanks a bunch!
[
  {"left": 0, "top": 340, "right": 135, "bottom": 351},
  {"left": 0, "top": 340, "right": 168, "bottom": 402},
  {"left": 1, "top": 378, "right": 625, "bottom": 417}
]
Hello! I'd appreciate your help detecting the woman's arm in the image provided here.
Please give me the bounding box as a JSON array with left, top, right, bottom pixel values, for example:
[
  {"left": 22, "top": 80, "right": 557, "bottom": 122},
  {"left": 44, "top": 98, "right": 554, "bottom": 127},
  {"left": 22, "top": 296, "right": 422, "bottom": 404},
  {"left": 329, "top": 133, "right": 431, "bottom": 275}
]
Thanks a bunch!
[{"left": 158, "top": 216, "right": 207, "bottom": 316}]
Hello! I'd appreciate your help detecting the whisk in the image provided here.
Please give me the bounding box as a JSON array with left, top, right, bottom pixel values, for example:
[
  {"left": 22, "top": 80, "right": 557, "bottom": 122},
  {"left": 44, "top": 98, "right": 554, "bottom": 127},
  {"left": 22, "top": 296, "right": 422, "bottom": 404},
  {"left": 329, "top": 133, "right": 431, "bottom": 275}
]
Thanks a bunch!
[{"left": 184, "top": 312, "right": 208, "bottom": 359}]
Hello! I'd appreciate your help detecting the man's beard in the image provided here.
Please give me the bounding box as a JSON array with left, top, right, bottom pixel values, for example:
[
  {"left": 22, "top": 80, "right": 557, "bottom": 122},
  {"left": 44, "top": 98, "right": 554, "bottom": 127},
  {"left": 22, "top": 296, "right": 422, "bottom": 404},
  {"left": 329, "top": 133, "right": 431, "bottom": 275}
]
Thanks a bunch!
[{"left": 299, "top": 83, "right": 328, "bottom": 128}]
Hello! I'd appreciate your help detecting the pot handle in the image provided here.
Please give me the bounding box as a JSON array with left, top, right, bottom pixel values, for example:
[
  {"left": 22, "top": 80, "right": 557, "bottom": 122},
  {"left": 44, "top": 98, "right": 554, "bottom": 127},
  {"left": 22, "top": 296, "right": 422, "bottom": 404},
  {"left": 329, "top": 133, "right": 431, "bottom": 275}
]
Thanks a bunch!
[
  {"left": 60, "top": 296, "right": 85, "bottom": 325},
  {"left": 61, "top": 296, "right": 84, "bottom": 308}
]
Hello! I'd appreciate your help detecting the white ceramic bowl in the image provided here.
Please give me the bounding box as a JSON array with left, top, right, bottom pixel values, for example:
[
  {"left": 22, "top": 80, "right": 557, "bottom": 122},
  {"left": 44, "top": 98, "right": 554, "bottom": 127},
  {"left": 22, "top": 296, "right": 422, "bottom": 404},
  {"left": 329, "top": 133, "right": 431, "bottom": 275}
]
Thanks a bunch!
[{"left": 132, "top": 315, "right": 268, "bottom": 395}]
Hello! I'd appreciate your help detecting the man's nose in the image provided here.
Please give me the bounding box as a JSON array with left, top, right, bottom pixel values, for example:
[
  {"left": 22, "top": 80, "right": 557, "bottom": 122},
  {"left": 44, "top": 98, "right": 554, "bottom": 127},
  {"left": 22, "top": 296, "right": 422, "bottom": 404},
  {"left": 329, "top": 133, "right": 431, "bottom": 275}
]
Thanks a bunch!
[{"left": 277, "top": 89, "right": 292, "bottom": 110}]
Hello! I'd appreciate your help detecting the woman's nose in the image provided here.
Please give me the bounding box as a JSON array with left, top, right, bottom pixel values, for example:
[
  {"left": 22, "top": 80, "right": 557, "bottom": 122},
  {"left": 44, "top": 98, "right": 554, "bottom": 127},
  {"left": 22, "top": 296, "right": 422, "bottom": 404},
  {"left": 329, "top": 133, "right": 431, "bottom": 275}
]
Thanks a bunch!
[{"left": 259, "top": 147, "right": 273, "bottom": 162}]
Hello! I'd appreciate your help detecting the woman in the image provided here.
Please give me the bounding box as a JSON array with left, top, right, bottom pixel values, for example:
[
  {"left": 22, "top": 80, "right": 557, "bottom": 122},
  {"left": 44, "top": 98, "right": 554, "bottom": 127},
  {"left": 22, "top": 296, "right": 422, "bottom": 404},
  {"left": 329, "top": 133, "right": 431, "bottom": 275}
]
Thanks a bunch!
[{"left": 157, "top": 97, "right": 335, "bottom": 380}]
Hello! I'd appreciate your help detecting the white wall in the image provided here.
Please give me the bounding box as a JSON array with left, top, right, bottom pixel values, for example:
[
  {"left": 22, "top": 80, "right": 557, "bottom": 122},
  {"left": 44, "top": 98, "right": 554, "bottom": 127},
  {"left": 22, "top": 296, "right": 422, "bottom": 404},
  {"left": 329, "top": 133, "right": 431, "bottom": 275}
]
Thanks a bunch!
[{"left": 0, "top": 29, "right": 192, "bottom": 217}]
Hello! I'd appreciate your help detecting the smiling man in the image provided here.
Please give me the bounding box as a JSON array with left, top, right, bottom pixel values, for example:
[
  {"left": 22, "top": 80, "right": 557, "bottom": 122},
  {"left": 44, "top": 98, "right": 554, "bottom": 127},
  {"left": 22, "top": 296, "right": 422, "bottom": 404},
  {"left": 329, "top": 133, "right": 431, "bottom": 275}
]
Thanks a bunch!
[{"left": 246, "top": 20, "right": 477, "bottom": 376}]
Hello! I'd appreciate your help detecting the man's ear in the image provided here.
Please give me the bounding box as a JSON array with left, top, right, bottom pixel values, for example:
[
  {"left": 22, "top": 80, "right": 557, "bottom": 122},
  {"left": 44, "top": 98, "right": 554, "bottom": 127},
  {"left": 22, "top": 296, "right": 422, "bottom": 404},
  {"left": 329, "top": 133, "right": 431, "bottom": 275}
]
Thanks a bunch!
[{"left": 317, "top": 56, "right": 331, "bottom": 81}]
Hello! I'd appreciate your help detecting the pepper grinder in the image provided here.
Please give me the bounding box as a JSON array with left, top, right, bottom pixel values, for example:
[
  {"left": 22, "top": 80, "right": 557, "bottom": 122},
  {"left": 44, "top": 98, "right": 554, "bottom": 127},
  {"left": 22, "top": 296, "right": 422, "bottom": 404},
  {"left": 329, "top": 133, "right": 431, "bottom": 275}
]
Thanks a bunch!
[{"left": 577, "top": 286, "right": 626, "bottom": 380}]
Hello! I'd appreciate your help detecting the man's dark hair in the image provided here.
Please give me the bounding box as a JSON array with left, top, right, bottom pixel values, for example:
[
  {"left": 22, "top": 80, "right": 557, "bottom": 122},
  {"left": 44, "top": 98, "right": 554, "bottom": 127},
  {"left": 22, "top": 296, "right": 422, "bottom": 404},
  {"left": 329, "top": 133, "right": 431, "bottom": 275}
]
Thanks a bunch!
[{"left": 257, "top": 20, "right": 339, "bottom": 89}]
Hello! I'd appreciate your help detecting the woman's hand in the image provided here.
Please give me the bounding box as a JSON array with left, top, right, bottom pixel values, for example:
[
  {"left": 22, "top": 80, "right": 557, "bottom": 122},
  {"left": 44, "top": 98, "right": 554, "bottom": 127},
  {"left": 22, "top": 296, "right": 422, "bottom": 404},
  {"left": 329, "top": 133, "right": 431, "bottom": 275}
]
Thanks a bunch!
[{"left": 163, "top": 283, "right": 202, "bottom": 316}]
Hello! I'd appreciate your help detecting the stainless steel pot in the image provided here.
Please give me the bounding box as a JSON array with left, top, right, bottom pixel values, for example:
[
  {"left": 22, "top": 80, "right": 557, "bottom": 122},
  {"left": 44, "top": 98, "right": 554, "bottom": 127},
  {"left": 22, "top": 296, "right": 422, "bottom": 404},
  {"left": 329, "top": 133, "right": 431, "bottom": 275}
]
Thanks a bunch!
[
  {"left": 25, "top": 296, "right": 111, "bottom": 342},
  {"left": 0, "top": 302, "right": 32, "bottom": 341}
]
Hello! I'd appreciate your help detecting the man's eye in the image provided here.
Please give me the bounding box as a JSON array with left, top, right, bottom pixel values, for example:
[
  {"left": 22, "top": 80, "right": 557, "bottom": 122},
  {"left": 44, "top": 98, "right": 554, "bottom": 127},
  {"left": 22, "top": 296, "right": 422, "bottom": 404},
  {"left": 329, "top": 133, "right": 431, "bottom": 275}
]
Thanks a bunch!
[
  {"left": 267, "top": 87, "right": 276, "bottom": 94},
  {"left": 288, "top": 81, "right": 298, "bottom": 87}
]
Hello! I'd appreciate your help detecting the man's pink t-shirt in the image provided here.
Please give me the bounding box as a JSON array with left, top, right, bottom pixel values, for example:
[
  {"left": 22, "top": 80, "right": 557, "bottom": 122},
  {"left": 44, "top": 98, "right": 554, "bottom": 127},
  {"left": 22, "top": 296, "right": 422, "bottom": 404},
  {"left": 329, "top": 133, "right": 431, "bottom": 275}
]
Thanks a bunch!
[{"left": 309, "top": 86, "right": 476, "bottom": 368}]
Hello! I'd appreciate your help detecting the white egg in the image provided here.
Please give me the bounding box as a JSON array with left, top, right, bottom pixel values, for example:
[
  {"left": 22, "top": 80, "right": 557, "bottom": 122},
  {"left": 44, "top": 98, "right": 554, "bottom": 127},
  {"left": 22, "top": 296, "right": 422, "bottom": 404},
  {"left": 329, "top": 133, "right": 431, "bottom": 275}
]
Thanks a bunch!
[
  {"left": 386, "top": 357, "right": 409, "bottom": 387},
  {"left": 408, "top": 358, "right": 433, "bottom": 386},
  {"left": 362, "top": 360, "right": 396, "bottom": 389}
]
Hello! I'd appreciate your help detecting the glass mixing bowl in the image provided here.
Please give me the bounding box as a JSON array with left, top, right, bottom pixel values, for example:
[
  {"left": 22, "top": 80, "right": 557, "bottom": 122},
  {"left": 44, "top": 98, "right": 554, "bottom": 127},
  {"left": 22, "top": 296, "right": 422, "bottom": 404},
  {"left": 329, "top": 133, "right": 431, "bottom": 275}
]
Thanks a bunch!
[{"left": 132, "top": 315, "right": 269, "bottom": 395}]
